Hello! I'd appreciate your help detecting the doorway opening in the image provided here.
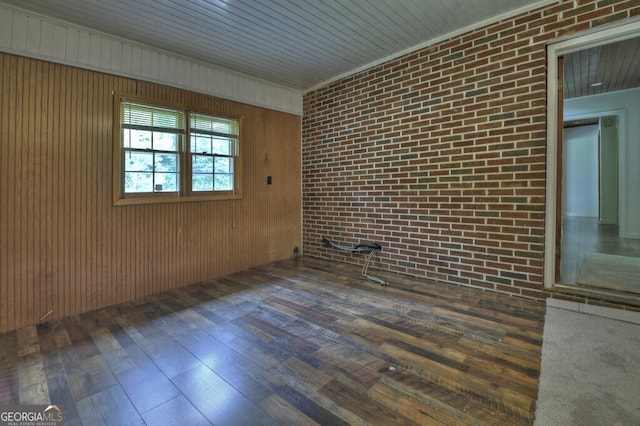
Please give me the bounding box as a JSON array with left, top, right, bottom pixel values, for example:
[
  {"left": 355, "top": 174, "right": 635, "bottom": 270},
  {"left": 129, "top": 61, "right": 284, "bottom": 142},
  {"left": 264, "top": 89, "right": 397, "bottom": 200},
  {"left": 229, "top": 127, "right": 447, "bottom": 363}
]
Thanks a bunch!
[{"left": 544, "top": 19, "right": 640, "bottom": 300}]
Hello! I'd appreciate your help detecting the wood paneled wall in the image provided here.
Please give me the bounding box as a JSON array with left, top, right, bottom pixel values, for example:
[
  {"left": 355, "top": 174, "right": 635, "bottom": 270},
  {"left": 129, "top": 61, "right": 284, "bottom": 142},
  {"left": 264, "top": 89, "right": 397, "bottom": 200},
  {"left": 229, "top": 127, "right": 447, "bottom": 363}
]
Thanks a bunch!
[{"left": 0, "top": 52, "right": 302, "bottom": 333}]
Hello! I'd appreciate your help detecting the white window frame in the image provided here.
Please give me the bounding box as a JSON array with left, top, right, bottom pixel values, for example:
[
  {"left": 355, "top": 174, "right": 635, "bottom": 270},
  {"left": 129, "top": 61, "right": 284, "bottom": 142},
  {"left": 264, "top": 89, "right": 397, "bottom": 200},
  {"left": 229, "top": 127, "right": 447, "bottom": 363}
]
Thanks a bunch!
[{"left": 544, "top": 20, "right": 640, "bottom": 290}]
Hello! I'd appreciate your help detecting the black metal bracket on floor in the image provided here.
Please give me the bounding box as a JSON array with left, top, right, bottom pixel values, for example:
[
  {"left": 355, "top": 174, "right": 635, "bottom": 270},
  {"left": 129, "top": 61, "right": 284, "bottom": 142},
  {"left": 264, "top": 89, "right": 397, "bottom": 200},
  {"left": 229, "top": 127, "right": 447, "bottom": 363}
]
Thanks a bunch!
[{"left": 322, "top": 237, "right": 386, "bottom": 286}]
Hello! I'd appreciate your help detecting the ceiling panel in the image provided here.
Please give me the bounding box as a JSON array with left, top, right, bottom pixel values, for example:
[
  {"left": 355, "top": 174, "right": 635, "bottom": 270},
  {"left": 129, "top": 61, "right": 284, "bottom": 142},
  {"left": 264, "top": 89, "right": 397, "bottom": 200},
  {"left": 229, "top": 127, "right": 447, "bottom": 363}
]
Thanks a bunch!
[
  {"left": 0, "top": 0, "right": 551, "bottom": 90},
  {"left": 564, "top": 37, "right": 640, "bottom": 99}
]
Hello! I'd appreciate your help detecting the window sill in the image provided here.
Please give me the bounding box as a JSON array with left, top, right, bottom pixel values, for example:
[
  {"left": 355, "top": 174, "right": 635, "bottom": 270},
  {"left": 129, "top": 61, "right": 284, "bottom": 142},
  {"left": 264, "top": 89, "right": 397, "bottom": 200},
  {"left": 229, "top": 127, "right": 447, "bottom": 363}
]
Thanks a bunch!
[{"left": 113, "top": 193, "right": 242, "bottom": 206}]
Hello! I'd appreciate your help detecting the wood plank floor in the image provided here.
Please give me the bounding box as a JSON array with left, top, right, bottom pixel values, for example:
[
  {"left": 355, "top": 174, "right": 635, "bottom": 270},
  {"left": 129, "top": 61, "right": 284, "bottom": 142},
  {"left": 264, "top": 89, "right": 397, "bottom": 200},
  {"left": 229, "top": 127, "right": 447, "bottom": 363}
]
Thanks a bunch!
[{"left": 0, "top": 258, "right": 545, "bottom": 425}]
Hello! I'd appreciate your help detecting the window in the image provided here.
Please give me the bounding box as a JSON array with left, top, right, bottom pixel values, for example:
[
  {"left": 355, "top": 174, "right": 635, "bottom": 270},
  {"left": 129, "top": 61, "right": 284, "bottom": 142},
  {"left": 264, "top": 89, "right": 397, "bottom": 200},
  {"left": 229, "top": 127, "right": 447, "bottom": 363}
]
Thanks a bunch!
[
  {"left": 114, "top": 95, "right": 241, "bottom": 205},
  {"left": 190, "top": 113, "right": 238, "bottom": 193},
  {"left": 121, "top": 102, "right": 183, "bottom": 195}
]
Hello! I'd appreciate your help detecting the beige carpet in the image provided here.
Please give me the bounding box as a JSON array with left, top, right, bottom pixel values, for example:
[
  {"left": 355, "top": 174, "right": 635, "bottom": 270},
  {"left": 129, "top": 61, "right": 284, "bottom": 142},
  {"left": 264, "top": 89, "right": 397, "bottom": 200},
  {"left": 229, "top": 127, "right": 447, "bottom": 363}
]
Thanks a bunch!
[
  {"left": 534, "top": 303, "right": 640, "bottom": 425},
  {"left": 577, "top": 252, "right": 640, "bottom": 293}
]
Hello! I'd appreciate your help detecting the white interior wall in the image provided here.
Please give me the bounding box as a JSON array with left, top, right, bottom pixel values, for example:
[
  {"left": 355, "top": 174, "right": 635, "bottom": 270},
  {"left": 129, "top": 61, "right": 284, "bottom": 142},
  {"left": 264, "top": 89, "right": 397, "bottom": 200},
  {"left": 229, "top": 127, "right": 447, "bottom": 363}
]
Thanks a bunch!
[
  {"left": 563, "top": 125, "right": 599, "bottom": 217},
  {"left": 565, "top": 87, "right": 640, "bottom": 238},
  {"left": 600, "top": 116, "right": 619, "bottom": 224}
]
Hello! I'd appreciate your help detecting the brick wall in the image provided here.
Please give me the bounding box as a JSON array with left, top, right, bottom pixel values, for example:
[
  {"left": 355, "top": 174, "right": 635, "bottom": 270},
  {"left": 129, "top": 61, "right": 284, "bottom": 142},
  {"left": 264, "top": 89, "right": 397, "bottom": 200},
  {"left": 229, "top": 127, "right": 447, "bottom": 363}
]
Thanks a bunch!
[{"left": 302, "top": 0, "right": 640, "bottom": 300}]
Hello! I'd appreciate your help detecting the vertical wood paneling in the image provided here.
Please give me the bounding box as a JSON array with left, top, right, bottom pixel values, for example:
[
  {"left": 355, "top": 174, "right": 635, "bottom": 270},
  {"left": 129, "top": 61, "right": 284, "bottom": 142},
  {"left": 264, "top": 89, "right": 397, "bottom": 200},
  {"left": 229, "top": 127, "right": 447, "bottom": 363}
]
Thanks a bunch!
[
  {"left": 51, "top": 25, "right": 66, "bottom": 59},
  {"left": 9, "top": 13, "right": 27, "bottom": 51},
  {"left": 0, "top": 52, "right": 302, "bottom": 333},
  {"left": 39, "top": 21, "right": 54, "bottom": 57},
  {"left": 25, "top": 57, "right": 36, "bottom": 324},
  {"left": 25, "top": 15, "right": 41, "bottom": 54},
  {"left": 0, "top": 12, "right": 12, "bottom": 47},
  {"left": 64, "top": 28, "right": 78, "bottom": 62},
  {"left": 0, "top": 54, "right": 5, "bottom": 330},
  {"left": 9, "top": 55, "right": 21, "bottom": 331},
  {"left": 1, "top": 55, "right": 8, "bottom": 330}
]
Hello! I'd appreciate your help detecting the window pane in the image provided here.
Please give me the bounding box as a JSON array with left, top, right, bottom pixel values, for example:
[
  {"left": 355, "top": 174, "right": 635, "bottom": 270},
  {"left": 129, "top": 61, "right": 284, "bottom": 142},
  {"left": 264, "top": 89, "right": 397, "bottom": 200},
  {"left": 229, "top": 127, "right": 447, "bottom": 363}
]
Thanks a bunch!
[
  {"left": 125, "top": 172, "right": 153, "bottom": 193},
  {"left": 192, "top": 155, "right": 213, "bottom": 173},
  {"left": 124, "top": 129, "right": 152, "bottom": 149},
  {"left": 155, "top": 173, "right": 179, "bottom": 192},
  {"left": 125, "top": 107, "right": 152, "bottom": 127},
  {"left": 153, "top": 132, "right": 178, "bottom": 151},
  {"left": 153, "top": 111, "right": 181, "bottom": 128},
  {"left": 212, "top": 137, "right": 231, "bottom": 155},
  {"left": 122, "top": 102, "right": 184, "bottom": 130},
  {"left": 123, "top": 129, "right": 132, "bottom": 148},
  {"left": 155, "top": 153, "right": 178, "bottom": 172},
  {"left": 192, "top": 174, "right": 213, "bottom": 192},
  {"left": 190, "top": 114, "right": 238, "bottom": 135},
  {"left": 192, "top": 135, "right": 212, "bottom": 154},
  {"left": 125, "top": 151, "right": 153, "bottom": 172},
  {"left": 215, "top": 174, "right": 233, "bottom": 191},
  {"left": 214, "top": 157, "right": 232, "bottom": 174}
]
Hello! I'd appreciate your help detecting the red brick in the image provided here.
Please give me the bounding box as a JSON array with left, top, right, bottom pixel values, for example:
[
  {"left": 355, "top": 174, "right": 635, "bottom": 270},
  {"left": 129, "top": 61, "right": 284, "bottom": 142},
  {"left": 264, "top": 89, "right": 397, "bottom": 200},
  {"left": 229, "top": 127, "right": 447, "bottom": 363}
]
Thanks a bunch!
[{"left": 302, "top": 0, "right": 635, "bottom": 302}]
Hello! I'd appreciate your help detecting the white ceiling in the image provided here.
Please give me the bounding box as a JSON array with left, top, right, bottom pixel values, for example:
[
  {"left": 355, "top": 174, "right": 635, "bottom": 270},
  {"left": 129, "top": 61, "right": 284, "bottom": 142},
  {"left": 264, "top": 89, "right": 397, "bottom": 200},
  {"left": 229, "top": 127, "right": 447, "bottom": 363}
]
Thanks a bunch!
[{"left": 0, "top": 0, "right": 553, "bottom": 91}]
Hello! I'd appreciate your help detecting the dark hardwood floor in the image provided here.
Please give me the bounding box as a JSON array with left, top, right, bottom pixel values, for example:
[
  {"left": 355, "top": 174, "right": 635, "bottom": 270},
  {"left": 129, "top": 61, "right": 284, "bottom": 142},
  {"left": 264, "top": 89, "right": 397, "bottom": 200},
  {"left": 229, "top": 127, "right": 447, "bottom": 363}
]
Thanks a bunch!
[{"left": 0, "top": 257, "right": 545, "bottom": 425}]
